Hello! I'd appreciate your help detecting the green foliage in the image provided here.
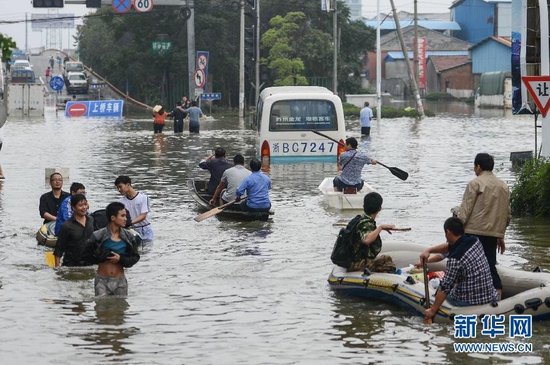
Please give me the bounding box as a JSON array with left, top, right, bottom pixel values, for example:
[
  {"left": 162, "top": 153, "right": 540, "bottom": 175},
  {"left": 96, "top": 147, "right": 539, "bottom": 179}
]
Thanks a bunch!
[
  {"left": 0, "top": 33, "right": 17, "bottom": 62},
  {"left": 511, "top": 158, "right": 550, "bottom": 216},
  {"left": 425, "top": 92, "right": 456, "bottom": 101},
  {"left": 342, "top": 104, "right": 435, "bottom": 118},
  {"left": 76, "top": 0, "right": 373, "bottom": 108},
  {"left": 343, "top": 102, "right": 360, "bottom": 116}
]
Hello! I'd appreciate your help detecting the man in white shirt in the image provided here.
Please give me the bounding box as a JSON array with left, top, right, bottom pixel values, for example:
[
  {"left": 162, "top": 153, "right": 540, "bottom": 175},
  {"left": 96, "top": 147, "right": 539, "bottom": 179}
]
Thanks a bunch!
[
  {"left": 360, "top": 101, "right": 373, "bottom": 136},
  {"left": 210, "top": 154, "right": 251, "bottom": 206},
  {"left": 114, "top": 175, "right": 153, "bottom": 242}
]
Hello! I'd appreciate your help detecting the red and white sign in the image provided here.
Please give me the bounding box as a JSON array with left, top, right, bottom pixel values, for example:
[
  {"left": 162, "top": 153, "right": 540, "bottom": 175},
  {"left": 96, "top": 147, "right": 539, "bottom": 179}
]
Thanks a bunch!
[
  {"left": 522, "top": 76, "right": 550, "bottom": 117},
  {"left": 133, "top": 0, "right": 154, "bottom": 12},
  {"left": 67, "top": 103, "right": 87, "bottom": 117},
  {"left": 417, "top": 37, "right": 427, "bottom": 90},
  {"left": 194, "top": 69, "right": 206, "bottom": 88}
]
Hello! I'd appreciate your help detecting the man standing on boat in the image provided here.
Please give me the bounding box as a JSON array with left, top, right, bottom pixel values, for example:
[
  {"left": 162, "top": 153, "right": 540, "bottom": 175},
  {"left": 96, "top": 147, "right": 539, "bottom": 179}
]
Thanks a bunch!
[
  {"left": 333, "top": 137, "right": 376, "bottom": 192},
  {"left": 235, "top": 159, "right": 271, "bottom": 213},
  {"left": 115, "top": 175, "right": 153, "bottom": 242},
  {"left": 454, "top": 153, "right": 510, "bottom": 297},
  {"left": 199, "top": 147, "right": 232, "bottom": 195},
  {"left": 360, "top": 101, "right": 373, "bottom": 136},
  {"left": 422, "top": 217, "right": 498, "bottom": 322},
  {"left": 210, "top": 154, "right": 251, "bottom": 206},
  {"left": 39, "top": 172, "right": 70, "bottom": 223}
]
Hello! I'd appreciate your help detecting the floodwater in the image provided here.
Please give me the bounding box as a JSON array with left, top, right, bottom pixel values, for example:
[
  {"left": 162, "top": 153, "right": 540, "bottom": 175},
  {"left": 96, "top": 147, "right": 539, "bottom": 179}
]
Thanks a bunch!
[{"left": 0, "top": 102, "right": 549, "bottom": 365}]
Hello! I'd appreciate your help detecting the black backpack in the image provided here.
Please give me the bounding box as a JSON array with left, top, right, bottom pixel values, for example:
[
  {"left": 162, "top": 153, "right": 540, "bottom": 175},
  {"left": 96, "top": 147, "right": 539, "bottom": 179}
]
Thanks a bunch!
[{"left": 330, "top": 214, "right": 362, "bottom": 268}]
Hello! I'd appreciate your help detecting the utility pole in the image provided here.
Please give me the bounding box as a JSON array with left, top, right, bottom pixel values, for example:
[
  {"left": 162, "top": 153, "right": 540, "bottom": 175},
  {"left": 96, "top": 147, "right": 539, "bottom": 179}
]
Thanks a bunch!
[
  {"left": 376, "top": 0, "right": 381, "bottom": 122},
  {"left": 254, "top": 0, "right": 260, "bottom": 106},
  {"left": 332, "top": 0, "right": 338, "bottom": 94},
  {"left": 187, "top": 0, "right": 196, "bottom": 100},
  {"left": 413, "top": 0, "right": 418, "bottom": 83},
  {"left": 389, "top": 0, "right": 425, "bottom": 118},
  {"left": 25, "top": 13, "right": 28, "bottom": 53},
  {"left": 539, "top": 0, "right": 550, "bottom": 157},
  {"left": 239, "top": 0, "right": 245, "bottom": 118}
]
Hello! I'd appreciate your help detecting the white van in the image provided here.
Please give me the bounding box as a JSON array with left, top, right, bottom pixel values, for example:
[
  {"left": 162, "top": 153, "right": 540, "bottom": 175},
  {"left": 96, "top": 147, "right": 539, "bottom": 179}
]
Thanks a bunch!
[{"left": 256, "top": 86, "right": 346, "bottom": 163}]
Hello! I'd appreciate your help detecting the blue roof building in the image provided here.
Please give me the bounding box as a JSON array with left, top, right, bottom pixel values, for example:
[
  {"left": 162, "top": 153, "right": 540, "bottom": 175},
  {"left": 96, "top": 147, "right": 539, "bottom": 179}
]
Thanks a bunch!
[
  {"left": 470, "top": 36, "right": 512, "bottom": 74},
  {"left": 450, "top": 0, "right": 512, "bottom": 44}
]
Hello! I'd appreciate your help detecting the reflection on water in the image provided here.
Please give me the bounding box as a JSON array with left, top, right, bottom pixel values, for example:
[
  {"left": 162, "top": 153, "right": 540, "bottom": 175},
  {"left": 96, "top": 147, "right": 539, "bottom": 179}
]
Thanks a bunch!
[{"left": 0, "top": 105, "right": 548, "bottom": 363}]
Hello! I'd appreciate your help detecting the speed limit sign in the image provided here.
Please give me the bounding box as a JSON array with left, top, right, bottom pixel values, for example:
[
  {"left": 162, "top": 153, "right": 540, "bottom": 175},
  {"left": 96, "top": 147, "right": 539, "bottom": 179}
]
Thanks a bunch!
[{"left": 133, "top": 0, "right": 154, "bottom": 12}]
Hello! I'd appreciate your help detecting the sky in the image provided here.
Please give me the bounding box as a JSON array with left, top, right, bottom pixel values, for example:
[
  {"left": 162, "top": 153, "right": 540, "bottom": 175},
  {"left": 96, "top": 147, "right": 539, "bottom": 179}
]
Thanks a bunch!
[{"left": 0, "top": 0, "right": 456, "bottom": 50}]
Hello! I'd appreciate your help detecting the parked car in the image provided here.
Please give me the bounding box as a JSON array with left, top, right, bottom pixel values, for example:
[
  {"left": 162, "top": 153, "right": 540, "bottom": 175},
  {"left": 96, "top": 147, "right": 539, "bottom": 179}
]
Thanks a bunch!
[
  {"left": 10, "top": 67, "right": 36, "bottom": 83},
  {"left": 63, "top": 61, "right": 85, "bottom": 79},
  {"left": 12, "top": 60, "right": 32, "bottom": 70},
  {"left": 66, "top": 71, "right": 89, "bottom": 94}
]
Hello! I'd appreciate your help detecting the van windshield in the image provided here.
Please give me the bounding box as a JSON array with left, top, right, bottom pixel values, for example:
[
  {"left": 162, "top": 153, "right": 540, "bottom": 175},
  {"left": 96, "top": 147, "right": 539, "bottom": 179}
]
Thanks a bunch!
[{"left": 269, "top": 100, "right": 337, "bottom": 131}]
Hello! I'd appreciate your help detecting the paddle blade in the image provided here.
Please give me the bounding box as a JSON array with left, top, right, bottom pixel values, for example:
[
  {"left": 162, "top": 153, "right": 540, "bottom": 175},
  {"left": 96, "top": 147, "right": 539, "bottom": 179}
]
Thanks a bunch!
[
  {"left": 389, "top": 167, "right": 408, "bottom": 181},
  {"left": 194, "top": 207, "right": 223, "bottom": 222},
  {"left": 45, "top": 252, "right": 55, "bottom": 268}
]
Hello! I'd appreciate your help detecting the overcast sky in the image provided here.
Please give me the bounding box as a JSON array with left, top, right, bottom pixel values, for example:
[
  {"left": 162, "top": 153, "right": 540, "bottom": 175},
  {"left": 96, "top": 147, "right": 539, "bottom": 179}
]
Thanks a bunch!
[{"left": 0, "top": 0, "right": 456, "bottom": 50}]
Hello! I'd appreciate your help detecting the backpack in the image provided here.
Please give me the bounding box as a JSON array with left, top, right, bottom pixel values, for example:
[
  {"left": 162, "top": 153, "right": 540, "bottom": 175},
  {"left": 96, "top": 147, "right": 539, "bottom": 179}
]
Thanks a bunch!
[{"left": 331, "top": 214, "right": 362, "bottom": 268}]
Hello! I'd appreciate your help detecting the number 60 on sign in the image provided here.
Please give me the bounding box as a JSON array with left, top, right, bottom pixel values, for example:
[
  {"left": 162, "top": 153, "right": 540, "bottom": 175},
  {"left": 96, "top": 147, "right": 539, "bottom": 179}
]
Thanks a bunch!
[{"left": 133, "top": 0, "right": 153, "bottom": 12}]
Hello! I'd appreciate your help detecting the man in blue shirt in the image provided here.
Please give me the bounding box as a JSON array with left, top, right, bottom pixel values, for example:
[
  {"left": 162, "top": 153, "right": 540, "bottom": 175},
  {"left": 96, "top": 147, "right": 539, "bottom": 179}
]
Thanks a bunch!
[
  {"left": 235, "top": 159, "right": 271, "bottom": 212},
  {"left": 55, "top": 182, "right": 86, "bottom": 236},
  {"left": 333, "top": 137, "right": 376, "bottom": 191},
  {"left": 183, "top": 100, "right": 204, "bottom": 133},
  {"left": 360, "top": 101, "right": 373, "bottom": 136},
  {"left": 199, "top": 147, "right": 233, "bottom": 195}
]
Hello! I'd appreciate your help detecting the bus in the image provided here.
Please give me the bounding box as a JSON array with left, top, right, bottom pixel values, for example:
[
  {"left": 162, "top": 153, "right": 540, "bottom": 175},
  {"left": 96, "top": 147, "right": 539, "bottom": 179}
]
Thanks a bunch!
[{"left": 255, "top": 86, "right": 346, "bottom": 164}]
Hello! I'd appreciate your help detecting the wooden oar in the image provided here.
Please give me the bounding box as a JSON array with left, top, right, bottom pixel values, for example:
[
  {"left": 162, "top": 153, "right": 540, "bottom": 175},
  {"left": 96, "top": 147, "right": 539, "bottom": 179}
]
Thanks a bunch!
[
  {"left": 311, "top": 130, "right": 409, "bottom": 181},
  {"left": 193, "top": 198, "right": 245, "bottom": 222},
  {"left": 423, "top": 258, "right": 432, "bottom": 324}
]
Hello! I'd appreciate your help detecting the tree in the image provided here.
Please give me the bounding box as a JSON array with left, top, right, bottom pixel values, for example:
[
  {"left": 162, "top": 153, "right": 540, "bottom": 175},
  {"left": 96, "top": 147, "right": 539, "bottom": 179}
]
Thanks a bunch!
[
  {"left": 262, "top": 12, "right": 330, "bottom": 86},
  {"left": 0, "top": 33, "right": 17, "bottom": 63}
]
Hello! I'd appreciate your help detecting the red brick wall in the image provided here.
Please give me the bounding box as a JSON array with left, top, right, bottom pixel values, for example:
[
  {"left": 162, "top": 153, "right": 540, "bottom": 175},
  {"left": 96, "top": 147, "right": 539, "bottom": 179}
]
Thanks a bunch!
[{"left": 440, "top": 63, "right": 473, "bottom": 91}]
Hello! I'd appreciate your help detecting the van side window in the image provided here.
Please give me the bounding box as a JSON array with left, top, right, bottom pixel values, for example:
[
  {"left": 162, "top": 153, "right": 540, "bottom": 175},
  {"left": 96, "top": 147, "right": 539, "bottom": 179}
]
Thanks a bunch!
[{"left": 269, "top": 100, "right": 337, "bottom": 131}]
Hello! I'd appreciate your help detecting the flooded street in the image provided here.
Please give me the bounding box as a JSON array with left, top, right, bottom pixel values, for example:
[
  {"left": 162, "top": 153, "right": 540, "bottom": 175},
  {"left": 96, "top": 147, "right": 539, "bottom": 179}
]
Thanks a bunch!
[{"left": 0, "top": 103, "right": 549, "bottom": 364}]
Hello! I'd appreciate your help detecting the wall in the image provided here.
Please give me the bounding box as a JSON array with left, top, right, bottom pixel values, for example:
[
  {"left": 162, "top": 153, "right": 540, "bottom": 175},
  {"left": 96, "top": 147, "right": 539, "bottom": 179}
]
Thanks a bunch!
[
  {"left": 452, "top": 0, "right": 495, "bottom": 44},
  {"left": 440, "top": 63, "right": 474, "bottom": 92},
  {"left": 496, "top": 3, "right": 512, "bottom": 37},
  {"left": 471, "top": 40, "right": 511, "bottom": 74}
]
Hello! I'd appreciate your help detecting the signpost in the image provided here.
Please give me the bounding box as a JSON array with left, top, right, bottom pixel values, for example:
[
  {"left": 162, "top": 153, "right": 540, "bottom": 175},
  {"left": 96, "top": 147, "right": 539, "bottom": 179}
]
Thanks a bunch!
[
  {"left": 49, "top": 76, "right": 64, "bottom": 91},
  {"left": 133, "top": 0, "right": 154, "bottom": 12},
  {"left": 112, "top": 0, "right": 132, "bottom": 13},
  {"left": 522, "top": 76, "right": 550, "bottom": 117},
  {"left": 152, "top": 41, "right": 172, "bottom": 54},
  {"left": 65, "top": 100, "right": 124, "bottom": 118},
  {"left": 194, "top": 69, "right": 206, "bottom": 88}
]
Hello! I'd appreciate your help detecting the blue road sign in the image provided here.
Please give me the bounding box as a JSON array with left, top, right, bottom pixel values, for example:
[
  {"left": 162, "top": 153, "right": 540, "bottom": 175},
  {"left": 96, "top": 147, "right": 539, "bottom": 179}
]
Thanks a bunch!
[
  {"left": 200, "top": 92, "right": 222, "bottom": 101},
  {"left": 65, "top": 100, "right": 124, "bottom": 118},
  {"left": 49, "top": 75, "right": 64, "bottom": 91},
  {"left": 112, "top": 0, "right": 132, "bottom": 13}
]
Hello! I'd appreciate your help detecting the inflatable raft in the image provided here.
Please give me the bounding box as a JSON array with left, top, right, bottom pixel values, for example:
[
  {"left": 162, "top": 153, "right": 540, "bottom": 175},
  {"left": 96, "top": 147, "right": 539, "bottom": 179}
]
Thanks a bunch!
[
  {"left": 328, "top": 250, "right": 550, "bottom": 322},
  {"left": 317, "top": 177, "right": 376, "bottom": 210},
  {"left": 36, "top": 221, "right": 57, "bottom": 248}
]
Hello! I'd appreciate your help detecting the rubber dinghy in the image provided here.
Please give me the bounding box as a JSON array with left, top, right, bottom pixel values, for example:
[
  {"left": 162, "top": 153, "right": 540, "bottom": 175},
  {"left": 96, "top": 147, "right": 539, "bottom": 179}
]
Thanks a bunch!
[
  {"left": 328, "top": 249, "right": 550, "bottom": 323},
  {"left": 317, "top": 177, "right": 376, "bottom": 210}
]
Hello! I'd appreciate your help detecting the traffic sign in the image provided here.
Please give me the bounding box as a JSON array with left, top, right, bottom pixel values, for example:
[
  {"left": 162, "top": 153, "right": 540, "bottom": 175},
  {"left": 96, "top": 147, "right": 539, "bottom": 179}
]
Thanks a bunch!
[
  {"left": 198, "top": 54, "right": 207, "bottom": 70},
  {"left": 194, "top": 69, "right": 206, "bottom": 88},
  {"left": 49, "top": 75, "right": 64, "bottom": 91},
  {"left": 152, "top": 41, "right": 171, "bottom": 54},
  {"left": 112, "top": 0, "right": 132, "bottom": 13},
  {"left": 522, "top": 76, "right": 550, "bottom": 117},
  {"left": 200, "top": 92, "right": 222, "bottom": 101},
  {"left": 133, "top": 0, "right": 154, "bottom": 12},
  {"left": 66, "top": 102, "right": 88, "bottom": 117}
]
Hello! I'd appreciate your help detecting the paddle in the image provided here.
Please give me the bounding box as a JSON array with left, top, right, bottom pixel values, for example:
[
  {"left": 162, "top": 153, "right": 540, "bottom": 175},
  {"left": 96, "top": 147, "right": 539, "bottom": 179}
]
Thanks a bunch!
[
  {"left": 311, "top": 130, "right": 409, "bottom": 181},
  {"left": 45, "top": 251, "right": 55, "bottom": 268},
  {"left": 423, "top": 258, "right": 432, "bottom": 324},
  {"left": 194, "top": 198, "right": 245, "bottom": 222}
]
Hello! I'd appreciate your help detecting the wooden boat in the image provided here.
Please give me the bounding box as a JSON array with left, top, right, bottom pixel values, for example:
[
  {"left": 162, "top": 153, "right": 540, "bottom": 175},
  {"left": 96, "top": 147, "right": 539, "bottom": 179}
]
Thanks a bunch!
[
  {"left": 188, "top": 179, "right": 273, "bottom": 221},
  {"left": 328, "top": 249, "right": 550, "bottom": 322},
  {"left": 317, "top": 177, "right": 376, "bottom": 210}
]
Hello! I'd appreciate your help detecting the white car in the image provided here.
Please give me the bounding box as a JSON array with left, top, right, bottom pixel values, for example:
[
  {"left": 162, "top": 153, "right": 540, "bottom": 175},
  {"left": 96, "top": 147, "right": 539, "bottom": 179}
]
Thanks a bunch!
[
  {"left": 66, "top": 71, "right": 89, "bottom": 94},
  {"left": 12, "top": 59, "right": 31, "bottom": 70}
]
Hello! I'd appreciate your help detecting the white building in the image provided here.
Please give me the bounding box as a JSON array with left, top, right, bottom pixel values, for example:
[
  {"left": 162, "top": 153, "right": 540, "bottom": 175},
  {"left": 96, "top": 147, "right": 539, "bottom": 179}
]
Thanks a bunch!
[{"left": 344, "top": 0, "right": 363, "bottom": 19}]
